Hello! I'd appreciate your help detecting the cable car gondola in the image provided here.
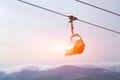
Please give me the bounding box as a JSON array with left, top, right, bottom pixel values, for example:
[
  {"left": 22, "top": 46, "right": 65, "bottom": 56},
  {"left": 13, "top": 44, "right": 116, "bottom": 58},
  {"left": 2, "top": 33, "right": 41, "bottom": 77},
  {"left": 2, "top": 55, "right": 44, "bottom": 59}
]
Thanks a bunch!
[{"left": 65, "top": 16, "right": 85, "bottom": 56}]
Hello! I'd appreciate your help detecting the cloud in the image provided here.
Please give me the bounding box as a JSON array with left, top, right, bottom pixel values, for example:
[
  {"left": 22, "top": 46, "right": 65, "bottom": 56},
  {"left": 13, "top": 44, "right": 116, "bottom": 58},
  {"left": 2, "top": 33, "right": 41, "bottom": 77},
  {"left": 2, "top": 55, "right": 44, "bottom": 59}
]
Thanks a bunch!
[
  {"left": 0, "top": 64, "right": 57, "bottom": 74},
  {"left": 0, "top": 62, "right": 120, "bottom": 80},
  {"left": 74, "top": 62, "right": 120, "bottom": 73}
]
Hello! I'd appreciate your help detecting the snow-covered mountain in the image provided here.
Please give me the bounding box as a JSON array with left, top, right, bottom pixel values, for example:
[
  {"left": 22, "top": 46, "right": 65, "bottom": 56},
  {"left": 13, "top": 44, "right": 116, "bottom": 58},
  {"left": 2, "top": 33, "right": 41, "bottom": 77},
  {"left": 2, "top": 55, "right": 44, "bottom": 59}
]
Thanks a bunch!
[{"left": 0, "top": 62, "right": 120, "bottom": 80}]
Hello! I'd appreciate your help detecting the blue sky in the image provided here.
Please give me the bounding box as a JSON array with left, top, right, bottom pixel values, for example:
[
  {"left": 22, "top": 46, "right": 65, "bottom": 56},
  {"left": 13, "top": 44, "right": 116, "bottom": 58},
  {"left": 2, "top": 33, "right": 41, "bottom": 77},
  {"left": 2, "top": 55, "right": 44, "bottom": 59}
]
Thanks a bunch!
[{"left": 0, "top": 0, "right": 120, "bottom": 66}]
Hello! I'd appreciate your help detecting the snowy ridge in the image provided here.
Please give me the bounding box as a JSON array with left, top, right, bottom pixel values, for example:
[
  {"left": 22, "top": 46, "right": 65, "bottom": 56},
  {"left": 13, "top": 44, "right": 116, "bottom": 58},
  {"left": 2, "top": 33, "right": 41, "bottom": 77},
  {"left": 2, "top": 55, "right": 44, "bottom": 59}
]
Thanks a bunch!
[
  {"left": 0, "top": 64, "right": 56, "bottom": 74},
  {"left": 0, "top": 62, "right": 120, "bottom": 74},
  {"left": 75, "top": 62, "right": 120, "bottom": 72},
  {"left": 0, "top": 62, "right": 120, "bottom": 80}
]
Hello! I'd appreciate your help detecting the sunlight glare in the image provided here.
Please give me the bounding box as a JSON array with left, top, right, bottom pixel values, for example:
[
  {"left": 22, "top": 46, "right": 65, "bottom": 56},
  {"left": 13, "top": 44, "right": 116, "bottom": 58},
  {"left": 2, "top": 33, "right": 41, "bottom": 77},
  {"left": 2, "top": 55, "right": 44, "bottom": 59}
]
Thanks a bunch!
[{"left": 52, "top": 44, "right": 67, "bottom": 53}]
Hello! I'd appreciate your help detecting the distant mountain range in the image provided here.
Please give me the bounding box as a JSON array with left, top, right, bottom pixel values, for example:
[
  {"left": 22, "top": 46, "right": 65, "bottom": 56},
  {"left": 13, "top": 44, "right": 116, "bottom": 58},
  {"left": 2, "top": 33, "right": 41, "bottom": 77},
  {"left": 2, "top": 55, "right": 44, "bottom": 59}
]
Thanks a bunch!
[{"left": 0, "top": 62, "right": 120, "bottom": 80}]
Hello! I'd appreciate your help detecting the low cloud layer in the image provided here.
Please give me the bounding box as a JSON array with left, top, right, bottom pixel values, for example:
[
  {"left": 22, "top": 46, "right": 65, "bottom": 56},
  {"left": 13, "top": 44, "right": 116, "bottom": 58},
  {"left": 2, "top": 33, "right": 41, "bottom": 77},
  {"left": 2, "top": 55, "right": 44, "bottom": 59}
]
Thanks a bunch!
[{"left": 0, "top": 62, "right": 120, "bottom": 80}]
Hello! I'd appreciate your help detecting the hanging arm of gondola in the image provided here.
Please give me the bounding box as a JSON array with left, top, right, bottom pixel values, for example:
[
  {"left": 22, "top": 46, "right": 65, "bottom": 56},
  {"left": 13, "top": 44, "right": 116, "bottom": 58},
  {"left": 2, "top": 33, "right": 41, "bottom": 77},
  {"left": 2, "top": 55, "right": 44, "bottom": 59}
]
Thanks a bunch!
[{"left": 68, "top": 16, "right": 78, "bottom": 36}]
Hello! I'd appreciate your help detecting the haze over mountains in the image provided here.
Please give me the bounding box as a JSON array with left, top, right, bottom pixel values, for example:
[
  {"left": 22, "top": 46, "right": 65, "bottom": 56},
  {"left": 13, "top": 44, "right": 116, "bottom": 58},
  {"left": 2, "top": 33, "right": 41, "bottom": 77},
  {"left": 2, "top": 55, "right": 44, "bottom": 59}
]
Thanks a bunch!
[{"left": 0, "top": 62, "right": 120, "bottom": 80}]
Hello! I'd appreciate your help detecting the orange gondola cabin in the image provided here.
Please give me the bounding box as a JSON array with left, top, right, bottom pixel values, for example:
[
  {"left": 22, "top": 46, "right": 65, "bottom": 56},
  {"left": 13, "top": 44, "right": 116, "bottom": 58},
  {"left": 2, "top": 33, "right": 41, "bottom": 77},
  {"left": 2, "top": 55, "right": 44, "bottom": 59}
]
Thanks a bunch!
[{"left": 65, "top": 34, "right": 85, "bottom": 56}]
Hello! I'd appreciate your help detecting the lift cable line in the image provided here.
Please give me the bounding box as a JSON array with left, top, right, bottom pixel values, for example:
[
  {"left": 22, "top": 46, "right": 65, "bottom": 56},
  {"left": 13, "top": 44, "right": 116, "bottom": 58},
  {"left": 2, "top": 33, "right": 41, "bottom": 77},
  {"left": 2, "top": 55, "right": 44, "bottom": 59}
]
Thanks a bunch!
[
  {"left": 75, "top": 0, "right": 120, "bottom": 16},
  {"left": 17, "top": 0, "right": 68, "bottom": 17},
  {"left": 77, "top": 19, "right": 120, "bottom": 34},
  {"left": 18, "top": 0, "right": 120, "bottom": 35}
]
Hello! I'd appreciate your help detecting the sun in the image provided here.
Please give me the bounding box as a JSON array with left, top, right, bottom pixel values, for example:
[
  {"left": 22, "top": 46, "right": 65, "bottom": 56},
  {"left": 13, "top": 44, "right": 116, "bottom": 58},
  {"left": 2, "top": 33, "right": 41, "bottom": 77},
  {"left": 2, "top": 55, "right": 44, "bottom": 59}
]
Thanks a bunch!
[{"left": 51, "top": 44, "right": 67, "bottom": 53}]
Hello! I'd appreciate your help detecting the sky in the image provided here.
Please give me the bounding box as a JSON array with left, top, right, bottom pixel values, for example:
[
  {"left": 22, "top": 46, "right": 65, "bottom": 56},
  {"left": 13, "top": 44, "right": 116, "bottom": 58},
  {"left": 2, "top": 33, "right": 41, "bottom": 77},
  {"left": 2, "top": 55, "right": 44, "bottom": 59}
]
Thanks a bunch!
[{"left": 0, "top": 0, "right": 120, "bottom": 66}]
